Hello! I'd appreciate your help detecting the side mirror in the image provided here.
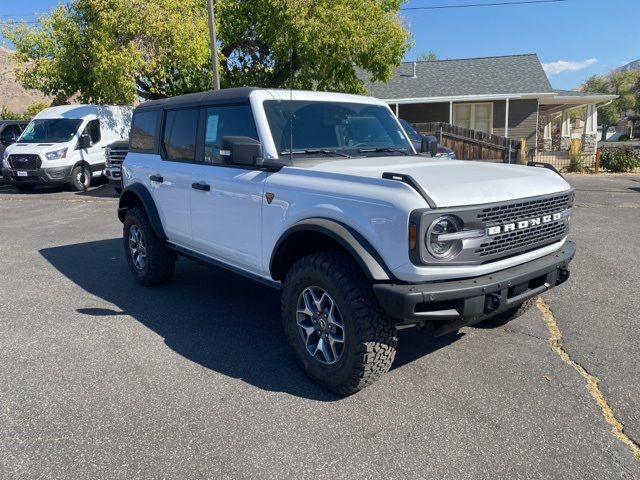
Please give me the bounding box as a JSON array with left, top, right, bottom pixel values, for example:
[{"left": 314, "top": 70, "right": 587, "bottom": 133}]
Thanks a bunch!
[
  {"left": 420, "top": 135, "right": 438, "bottom": 157},
  {"left": 221, "top": 136, "right": 264, "bottom": 166},
  {"left": 77, "top": 133, "right": 93, "bottom": 149}
]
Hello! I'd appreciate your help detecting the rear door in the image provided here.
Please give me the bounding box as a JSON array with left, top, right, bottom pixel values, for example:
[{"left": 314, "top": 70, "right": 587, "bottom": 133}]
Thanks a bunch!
[
  {"left": 128, "top": 108, "right": 198, "bottom": 246},
  {"left": 188, "top": 104, "right": 267, "bottom": 274}
]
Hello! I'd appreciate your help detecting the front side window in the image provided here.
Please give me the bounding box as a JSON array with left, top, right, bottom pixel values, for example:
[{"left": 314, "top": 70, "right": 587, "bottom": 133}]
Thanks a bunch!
[
  {"left": 1, "top": 124, "right": 21, "bottom": 143},
  {"left": 19, "top": 119, "right": 82, "bottom": 144},
  {"left": 398, "top": 119, "right": 423, "bottom": 143},
  {"left": 204, "top": 105, "right": 258, "bottom": 164},
  {"left": 82, "top": 119, "right": 101, "bottom": 145},
  {"left": 162, "top": 109, "right": 199, "bottom": 162},
  {"left": 264, "top": 100, "right": 412, "bottom": 159},
  {"left": 130, "top": 110, "right": 158, "bottom": 151}
]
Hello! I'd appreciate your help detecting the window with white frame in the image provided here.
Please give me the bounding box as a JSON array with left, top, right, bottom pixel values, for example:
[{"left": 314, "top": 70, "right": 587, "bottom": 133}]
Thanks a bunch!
[{"left": 453, "top": 103, "right": 493, "bottom": 133}]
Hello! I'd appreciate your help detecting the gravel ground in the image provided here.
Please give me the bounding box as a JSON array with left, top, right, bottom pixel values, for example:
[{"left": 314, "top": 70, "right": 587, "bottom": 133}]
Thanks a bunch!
[{"left": 0, "top": 177, "right": 638, "bottom": 479}]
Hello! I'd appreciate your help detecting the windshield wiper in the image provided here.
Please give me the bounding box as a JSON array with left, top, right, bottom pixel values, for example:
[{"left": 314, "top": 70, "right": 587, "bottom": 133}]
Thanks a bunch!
[
  {"left": 280, "top": 149, "right": 351, "bottom": 158},
  {"left": 357, "top": 147, "right": 410, "bottom": 155}
]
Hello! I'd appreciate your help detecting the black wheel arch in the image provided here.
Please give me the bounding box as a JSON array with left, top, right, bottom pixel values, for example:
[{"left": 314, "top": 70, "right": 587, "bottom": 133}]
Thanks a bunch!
[
  {"left": 118, "top": 183, "right": 166, "bottom": 240},
  {"left": 270, "top": 218, "right": 393, "bottom": 282}
]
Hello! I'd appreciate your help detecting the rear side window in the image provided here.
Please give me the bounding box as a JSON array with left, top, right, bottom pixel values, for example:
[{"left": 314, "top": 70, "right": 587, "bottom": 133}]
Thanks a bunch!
[
  {"left": 163, "top": 109, "right": 199, "bottom": 162},
  {"left": 204, "top": 105, "right": 258, "bottom": 164},
  {"left": 130, "top": 110, "right": 159, "bottom": 152}
]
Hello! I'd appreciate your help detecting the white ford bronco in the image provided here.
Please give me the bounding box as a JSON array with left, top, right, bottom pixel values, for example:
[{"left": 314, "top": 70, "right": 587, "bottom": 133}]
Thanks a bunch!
[{"left": 118, "top": 87, "right": 575, "bottom": 395}]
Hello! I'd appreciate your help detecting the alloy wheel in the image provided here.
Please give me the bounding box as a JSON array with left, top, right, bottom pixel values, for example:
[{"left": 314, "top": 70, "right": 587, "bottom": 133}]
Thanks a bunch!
[
  {"left": 128, "top": 225, "right": 147, "bottom": 270},
  {"left": 296, "top": 286, "right": 345, "bottom": 365}
]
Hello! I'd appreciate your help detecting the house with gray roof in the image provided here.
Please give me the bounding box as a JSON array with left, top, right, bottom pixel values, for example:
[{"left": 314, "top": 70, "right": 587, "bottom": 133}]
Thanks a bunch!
[{"left": 362, "top": 54, "right": 616, "bottom": 159}]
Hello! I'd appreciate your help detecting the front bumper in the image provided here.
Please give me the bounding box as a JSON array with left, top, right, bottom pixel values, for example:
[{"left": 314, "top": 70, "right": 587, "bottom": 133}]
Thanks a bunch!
[
  {"left": 3, "top": 166, "right": 73, "bottom": 185},
  {"left": 373, "top": 241, "right": 575, "bottom": 333},
  {"left": 104, "top": 166, "right": 122, "bottom": 192}
]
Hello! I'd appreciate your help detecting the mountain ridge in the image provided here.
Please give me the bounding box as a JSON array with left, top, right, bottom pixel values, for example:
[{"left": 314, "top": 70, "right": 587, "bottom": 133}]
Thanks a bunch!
[{"left": 0, "top": 47, "right": 51, "bottom": 114}]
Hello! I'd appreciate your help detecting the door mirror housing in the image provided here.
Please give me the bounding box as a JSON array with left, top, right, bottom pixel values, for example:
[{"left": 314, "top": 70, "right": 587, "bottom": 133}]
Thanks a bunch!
[
  {"left": 77, "top": 132, "right": 93, "bottom": 150},
  {"left": 221, "top": 136, "right": 265, "bottom": 166},
  {"left": 420, "top": 135, "right": 438, "bottom": 157}
]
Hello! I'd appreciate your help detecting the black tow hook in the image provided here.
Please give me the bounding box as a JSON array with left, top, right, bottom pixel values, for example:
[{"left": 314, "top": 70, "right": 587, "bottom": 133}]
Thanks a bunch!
[
  {"left": 484, "top": 293, "right": 501, "bottom": 314},
  {"left": 557, "top": 268, "right": 570, "bottom": 285}
]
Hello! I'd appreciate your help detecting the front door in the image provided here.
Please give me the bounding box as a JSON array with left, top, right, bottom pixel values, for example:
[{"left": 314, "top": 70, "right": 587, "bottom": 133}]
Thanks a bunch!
[
  {"left": 78, "top": 119, "right": 106, "bottom": 175},
  {"left": 189, "top": 104, "right": 266, "bottom": 274}
]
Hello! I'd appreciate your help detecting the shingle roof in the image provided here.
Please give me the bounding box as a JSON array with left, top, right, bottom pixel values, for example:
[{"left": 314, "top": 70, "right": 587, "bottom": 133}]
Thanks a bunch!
[
  {"left": 362, "top": 54, "right": 554, "bottom": 99},
  {"left": 552, "top": 89, "right": 596, "bottom": 97}
]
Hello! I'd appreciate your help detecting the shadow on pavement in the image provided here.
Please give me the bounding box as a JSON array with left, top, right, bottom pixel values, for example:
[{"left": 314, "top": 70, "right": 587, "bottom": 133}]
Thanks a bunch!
[
  {"left": 41, "top": 238, "right": 458, "bottom": 400},
  {"left": 74, "top": 183, "right": 119, "bottom": 198}
]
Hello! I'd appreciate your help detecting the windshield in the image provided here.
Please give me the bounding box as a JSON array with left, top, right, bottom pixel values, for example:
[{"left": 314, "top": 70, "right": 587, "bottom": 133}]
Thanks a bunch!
[
  {"left": 263, "top": 100, "right": 413, "bottom": 158},
  {"left": 398, "top": 118, "right": 423, "bottom": 143},
  {"left": 18, "top": 119, "right": 83, "bottom": 144}
]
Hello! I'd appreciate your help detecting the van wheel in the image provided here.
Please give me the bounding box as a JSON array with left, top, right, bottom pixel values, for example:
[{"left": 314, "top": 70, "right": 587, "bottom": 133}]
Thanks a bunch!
[
  {"left": 70, "top": 164, "right": 91, "bottom": 191},
  {"left": 123, "top": 206, "right": 176, "bottom": 286},
  {"left": 282, "top": 251, "right": 397, "bottom": 396}
]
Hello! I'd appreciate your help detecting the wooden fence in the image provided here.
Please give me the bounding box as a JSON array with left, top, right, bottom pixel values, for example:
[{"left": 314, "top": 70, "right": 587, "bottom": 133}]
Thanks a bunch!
[{"left": 412, "top": 122, "right": 519, "bottom": 162}]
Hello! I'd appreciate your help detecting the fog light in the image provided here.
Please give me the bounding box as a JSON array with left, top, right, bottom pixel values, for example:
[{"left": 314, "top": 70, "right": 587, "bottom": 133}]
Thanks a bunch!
[{"left": 46, "top": 168, "right": 67, "bottom": 179}]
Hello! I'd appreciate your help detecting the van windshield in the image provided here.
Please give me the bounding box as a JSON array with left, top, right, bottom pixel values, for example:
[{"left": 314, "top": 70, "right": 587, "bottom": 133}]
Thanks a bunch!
[
  {"left": 19, "top": 119, "right": 83, "bottom": 143},
  {"left": 263, "top": 100, "right": 413, "bottom": 159}
]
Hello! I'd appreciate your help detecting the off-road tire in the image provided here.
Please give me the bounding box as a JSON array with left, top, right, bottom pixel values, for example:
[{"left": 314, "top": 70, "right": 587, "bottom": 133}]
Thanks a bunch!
[
  {"left": 491, "top": 296, "right": 536, "bottom": 323},
  {"left": 282, "top": 251, "right": 397, "bottom": 396},
  {"left": 13, "top": 184, "right": 35, "bottom": 192},
  {"left": 123, "top": 206, "right": 176, "bottom": 286},
  {"left": 70, "top": 164, "right": 91, "bottom": 191}
]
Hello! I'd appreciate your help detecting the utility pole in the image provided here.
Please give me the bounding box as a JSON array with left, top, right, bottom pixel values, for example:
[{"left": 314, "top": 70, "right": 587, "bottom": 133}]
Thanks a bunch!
[{"left": 207, "top": 0, "right": 220, "bottom": 90}]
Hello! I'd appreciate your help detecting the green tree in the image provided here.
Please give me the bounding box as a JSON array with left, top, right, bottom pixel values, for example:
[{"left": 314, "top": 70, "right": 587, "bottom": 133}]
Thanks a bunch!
[
  {"left": 416, "top": 51, "right": 437, "bottom": 61},
  {"left": 0, "top": 107, "right": 21, "bottom": 120},
  {"left": 583, "top": 72, "right": 639, "bottom": 141},
  {"left": 23, "top": 102, "right": 51, "bottom": 119},
  {"left": 3, "top": 0, "right": 411, "bottom": 104}
]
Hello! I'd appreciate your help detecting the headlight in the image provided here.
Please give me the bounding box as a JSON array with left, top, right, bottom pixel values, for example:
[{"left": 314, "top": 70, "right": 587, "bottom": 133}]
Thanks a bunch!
[
  {"left": 45, "top": 148, "right": 68, "bottom": 160},
  {"left": 426, "top": 215, "right": 463, "bottom": 260}
]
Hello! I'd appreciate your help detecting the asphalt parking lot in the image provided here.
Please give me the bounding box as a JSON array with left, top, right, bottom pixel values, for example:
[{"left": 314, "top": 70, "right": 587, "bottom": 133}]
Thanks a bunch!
[{"left": 1, "top": 175, "right": 639, "bottom": 479}]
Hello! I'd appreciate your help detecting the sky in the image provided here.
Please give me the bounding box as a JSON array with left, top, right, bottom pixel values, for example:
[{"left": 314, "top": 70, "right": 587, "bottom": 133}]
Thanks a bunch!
[{"left": 1, "top": 0, "right": 638, "bottom": 90}]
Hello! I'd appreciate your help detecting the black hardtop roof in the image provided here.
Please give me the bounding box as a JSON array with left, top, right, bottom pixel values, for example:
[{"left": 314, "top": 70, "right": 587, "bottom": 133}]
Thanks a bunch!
[{"left": 135, "top": 87, "right": 260, "bottom": 110}]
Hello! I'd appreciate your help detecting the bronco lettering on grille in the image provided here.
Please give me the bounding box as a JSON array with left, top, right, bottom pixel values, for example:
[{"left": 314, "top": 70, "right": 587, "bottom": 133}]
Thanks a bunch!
[{"left": 486, "top": 212, "right": 562, "bottom": 235}]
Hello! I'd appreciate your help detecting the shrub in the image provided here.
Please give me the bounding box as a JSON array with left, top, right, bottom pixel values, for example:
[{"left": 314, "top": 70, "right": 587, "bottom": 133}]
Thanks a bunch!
[
  {"left": 566, "top": 154, "right": 591, "bottom": 173},
  {"left": 618, "top": 134, "right": 630, "bottom": 142},
  {"left": 600, "top": 146, "right": 640, "bottom": 172}
]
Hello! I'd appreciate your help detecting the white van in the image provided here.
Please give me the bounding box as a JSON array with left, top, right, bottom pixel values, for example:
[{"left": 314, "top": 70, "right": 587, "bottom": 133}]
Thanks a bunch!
[{"left": 1, "top": 105, "right": 132, "bottom": 191}]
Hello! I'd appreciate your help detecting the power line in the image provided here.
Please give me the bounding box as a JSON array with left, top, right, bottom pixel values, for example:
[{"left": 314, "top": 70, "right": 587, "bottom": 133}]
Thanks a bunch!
[{"left": 401, "top": 0, "right": 568, "bottom": 11}]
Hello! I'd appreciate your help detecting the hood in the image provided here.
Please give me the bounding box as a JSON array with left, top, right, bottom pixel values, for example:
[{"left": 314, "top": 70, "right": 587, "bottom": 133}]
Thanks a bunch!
[
  {"left": 107, "top": 139, "right": 129, "bottom": 149},
  {"left": 300, "top": 156, "right": 570, "bottom": 207},
  {"left": 5, "top": 141, "right": 74, "bottom": 157}
]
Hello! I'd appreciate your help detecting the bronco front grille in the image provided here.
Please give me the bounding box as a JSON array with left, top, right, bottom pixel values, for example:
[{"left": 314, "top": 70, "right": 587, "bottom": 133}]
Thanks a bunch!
[
  {"left": 474, "top": 192, "right": 573, "bottom": 262},
  {"left": 8, "top": 154, "right": 41, "bottom": 170},
  {"left": 475, "top": 221, "right": 568, "bottom": 258},
  {"left": 477, "top": 192, "right": 572, "bottom": 226}
]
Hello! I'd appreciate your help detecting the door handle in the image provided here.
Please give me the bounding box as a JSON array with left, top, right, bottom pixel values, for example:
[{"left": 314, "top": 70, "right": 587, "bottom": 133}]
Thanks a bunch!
[
  {"left": 149, "top": 175, "right": 163, "bottom": 183},
  {"left": 192, "top": 182, "right": 210, "bottom": 192}
]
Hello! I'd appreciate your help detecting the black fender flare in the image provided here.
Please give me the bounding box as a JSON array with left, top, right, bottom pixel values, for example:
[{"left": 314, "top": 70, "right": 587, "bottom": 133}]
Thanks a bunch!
[
  {"left": 117, "top": 183, "right": 166, "bottom": 240},
  {"left": 270, "top": 218, "right": 393, "bottom": 281}
]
